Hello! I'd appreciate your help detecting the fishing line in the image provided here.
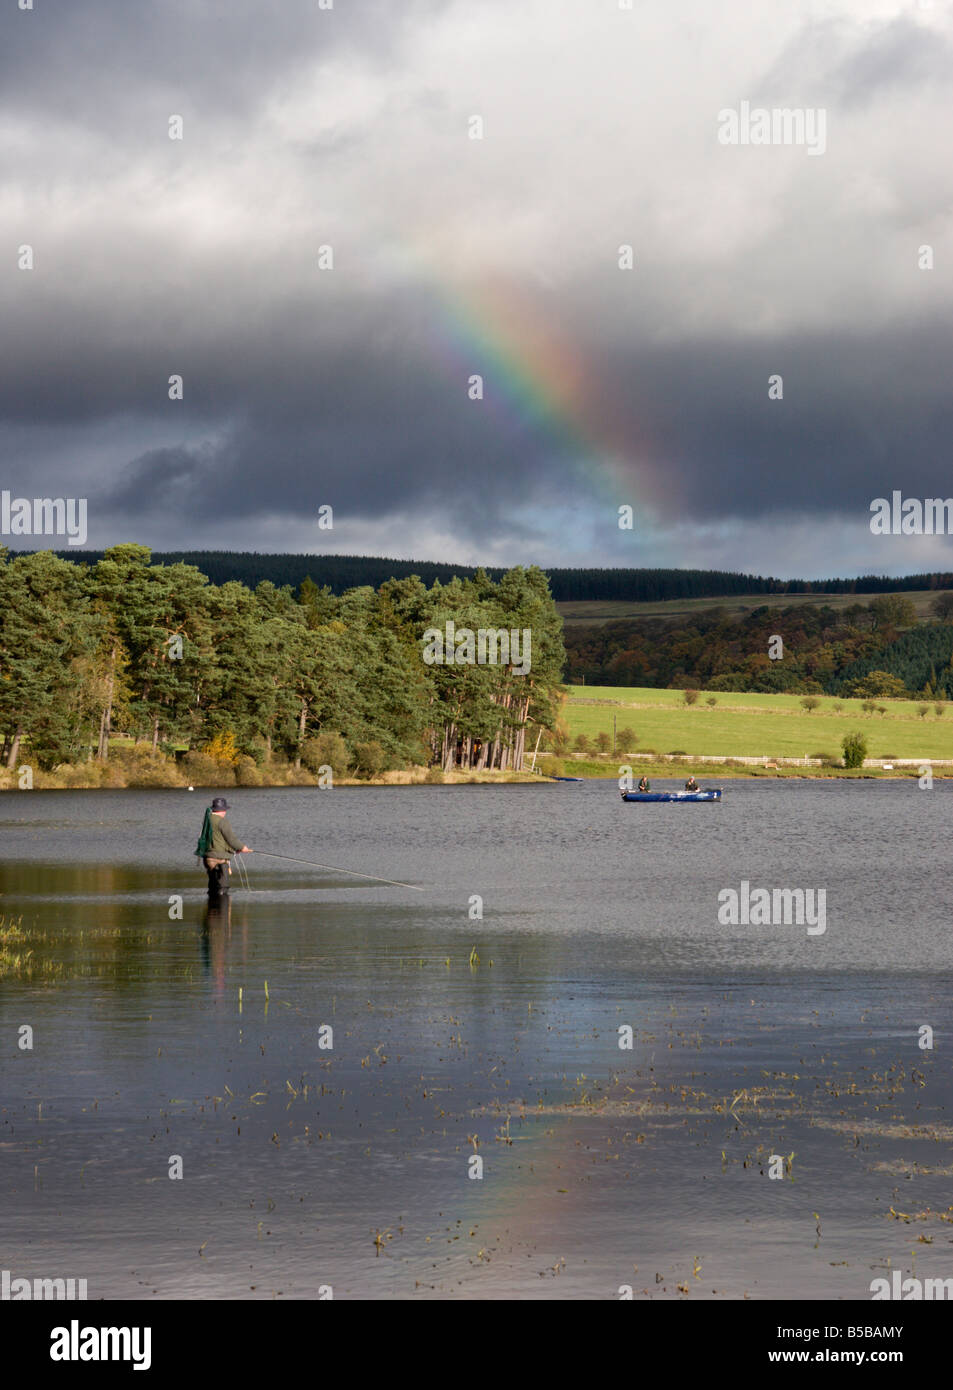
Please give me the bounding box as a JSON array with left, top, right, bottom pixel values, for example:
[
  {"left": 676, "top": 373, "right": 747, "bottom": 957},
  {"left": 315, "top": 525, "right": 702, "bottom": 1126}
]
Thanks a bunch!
[
  {"left": 233, "top": 854, "right": 253, "bottom": 892},
  {"left": 248, "top": 851, "right": 424, "bottom": 891}
]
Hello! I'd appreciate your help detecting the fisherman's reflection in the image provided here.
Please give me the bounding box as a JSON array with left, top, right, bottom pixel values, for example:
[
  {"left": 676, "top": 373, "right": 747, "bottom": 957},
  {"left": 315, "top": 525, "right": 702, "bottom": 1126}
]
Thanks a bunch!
[
  {"left": 199, "top": 895, "right": 250, "bottom": 994},
  {"left": 200, "top": 895, "right": 231, "bottom": 995}
]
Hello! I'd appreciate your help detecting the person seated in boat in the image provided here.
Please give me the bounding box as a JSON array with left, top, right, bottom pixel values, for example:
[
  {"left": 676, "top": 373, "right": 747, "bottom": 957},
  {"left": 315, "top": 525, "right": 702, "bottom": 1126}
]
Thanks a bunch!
[
  {"left": 196, "top": 796, "right": 252, "bottom": 898},
  {"left": 685, "top": 775, "right": 699, "bottom": 792},
  {"left": 637, "top": 775, "right": 650, "bottom": 792}
]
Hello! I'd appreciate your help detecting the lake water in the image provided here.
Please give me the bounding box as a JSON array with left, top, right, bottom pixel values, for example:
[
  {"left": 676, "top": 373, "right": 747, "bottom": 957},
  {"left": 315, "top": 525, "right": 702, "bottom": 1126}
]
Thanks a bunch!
[{"left": 2, "top": 779, "right": 951, "bottom": 1300}]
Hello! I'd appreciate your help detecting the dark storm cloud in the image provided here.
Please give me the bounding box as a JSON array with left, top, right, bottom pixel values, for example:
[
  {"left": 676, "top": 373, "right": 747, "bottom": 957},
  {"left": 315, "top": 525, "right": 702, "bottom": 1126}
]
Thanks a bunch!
[
  {"left": 619, "top": 326, "right": 953, "bottom": 518},
  {"left": 99, "top": 307, "right": 588, "bottom": 532},
  {"left": 2, "top": 0, "right": 951, "bottom": 570},
  {"left": 84, "top": 303, "right": 953, "bottom": 536},
  {"left": 6, "top": 268, "right": 953, "bottom": 547},
  {"left": 0, "top": 0, "right": 449, "bottom": 128}
]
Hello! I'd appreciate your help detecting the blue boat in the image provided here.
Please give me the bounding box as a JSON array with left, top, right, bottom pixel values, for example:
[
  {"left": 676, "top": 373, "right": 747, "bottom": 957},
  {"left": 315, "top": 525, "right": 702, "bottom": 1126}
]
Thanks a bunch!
[
  {"left": 621, "top": 789, "right": 722, "bottom": 802},
  {"left": 549, "top": 775, "right": 584, "bottom": 782}
]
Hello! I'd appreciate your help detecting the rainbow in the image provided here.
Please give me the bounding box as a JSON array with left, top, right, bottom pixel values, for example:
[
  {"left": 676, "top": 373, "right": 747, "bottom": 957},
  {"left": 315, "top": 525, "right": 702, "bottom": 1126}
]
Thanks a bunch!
[{"left": 413, "top": 268, "right": 663, "bottom": 518}]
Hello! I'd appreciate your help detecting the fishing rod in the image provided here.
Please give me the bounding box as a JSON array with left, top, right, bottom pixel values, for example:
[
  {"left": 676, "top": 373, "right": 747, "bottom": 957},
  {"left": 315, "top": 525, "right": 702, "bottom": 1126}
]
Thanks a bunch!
[{"left": 245, "top": 851, "right": 424, "bottom": 892}]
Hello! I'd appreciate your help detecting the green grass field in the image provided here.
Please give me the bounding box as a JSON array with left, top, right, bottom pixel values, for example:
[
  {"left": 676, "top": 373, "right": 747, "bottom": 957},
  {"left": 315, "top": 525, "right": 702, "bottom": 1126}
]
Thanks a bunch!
[{"left": 561, "top": 685, "right": 953, "bottom": 761}]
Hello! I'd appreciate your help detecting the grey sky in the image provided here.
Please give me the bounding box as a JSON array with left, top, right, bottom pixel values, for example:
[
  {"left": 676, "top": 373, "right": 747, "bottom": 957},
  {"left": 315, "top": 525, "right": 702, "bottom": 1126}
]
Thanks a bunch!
[{"left": 2, "top": 0, "right": 951, "bottom": 577}]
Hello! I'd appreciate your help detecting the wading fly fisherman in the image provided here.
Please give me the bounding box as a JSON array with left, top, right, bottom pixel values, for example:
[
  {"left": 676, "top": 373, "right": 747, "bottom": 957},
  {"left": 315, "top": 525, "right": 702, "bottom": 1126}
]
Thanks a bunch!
[{"left": 195, "top": 796, "right": 252, "bottom": 898}]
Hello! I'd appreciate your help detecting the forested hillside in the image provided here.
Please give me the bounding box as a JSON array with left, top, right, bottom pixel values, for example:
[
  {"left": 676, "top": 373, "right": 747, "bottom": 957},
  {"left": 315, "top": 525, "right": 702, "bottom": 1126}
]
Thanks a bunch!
[
  {"left": 32, "top": 550, "right": 953, "bottom": 603},
  {"left": 831, "top": 622, "right": 953, "bottom": 699},
  {"left": 0, "top": 546, "right": 564, "bottom": 776},
  {"left": 563, "top": 593, "right": 953, "bottom": 697}
]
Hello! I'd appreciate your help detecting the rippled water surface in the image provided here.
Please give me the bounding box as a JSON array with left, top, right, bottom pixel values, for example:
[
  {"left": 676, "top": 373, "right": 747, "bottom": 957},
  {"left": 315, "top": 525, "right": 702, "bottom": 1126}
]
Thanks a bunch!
[{"left": 2, "top": 780, "right": 951, "bottom": 1299}]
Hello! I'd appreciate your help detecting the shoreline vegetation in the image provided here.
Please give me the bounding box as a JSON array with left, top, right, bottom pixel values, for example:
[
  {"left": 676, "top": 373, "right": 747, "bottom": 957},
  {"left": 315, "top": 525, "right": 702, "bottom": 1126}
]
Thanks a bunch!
[
  {"left": 0, "top": 767, "right": 931, "bottom": 792},
  {"left": 0, "top": 748, "right": 936, "bottom": 792},
  {"left": 0, "top": 747, "right": 550, "bottom": 791},
  {"left": 0, "top": 761, "right": 933, "bottom": 795}
]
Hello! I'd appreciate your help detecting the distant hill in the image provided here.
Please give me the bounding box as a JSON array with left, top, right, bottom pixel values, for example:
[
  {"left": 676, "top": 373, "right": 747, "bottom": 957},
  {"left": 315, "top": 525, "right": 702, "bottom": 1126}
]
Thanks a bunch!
[
  {"left": 26, "top": 550, "right": 953, "bottom": 604},
  {"left": 556, "top": 589, "right": 942, "bottom": 625},
  {"left": 19, "top": 548, "right": 953, "bottom": 696}
]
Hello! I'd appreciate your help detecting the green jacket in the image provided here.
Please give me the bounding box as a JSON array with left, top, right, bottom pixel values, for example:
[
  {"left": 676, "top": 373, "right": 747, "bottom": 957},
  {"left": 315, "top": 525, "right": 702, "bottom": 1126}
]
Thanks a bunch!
[{"left": 196, "top": 811, "right": 245, "bottom": 859}]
